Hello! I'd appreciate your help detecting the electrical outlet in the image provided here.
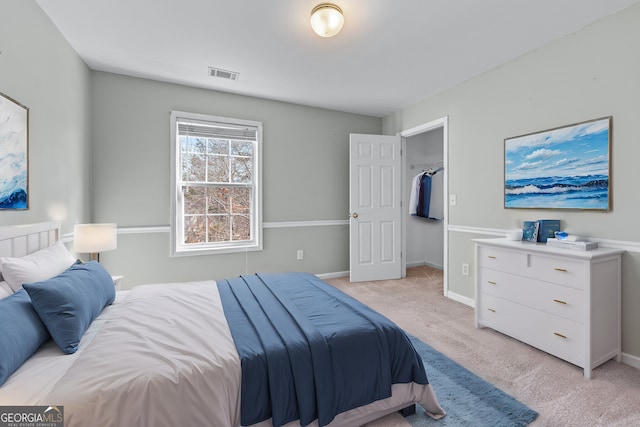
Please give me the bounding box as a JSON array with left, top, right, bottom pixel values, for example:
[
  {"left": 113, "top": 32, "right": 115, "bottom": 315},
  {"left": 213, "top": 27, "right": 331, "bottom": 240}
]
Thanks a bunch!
[
  {"left": 462, "top": 263, "right": 469, "bottom": 276},
  {"left": 297, "top": 249, "right": 304, "bottom": 260}
]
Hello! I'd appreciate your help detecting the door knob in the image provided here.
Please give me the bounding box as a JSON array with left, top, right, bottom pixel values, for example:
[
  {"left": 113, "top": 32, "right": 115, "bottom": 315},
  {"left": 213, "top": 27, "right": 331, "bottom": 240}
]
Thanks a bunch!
[{"left": 352, "top": 212, "right": 359, "bottom": 218}]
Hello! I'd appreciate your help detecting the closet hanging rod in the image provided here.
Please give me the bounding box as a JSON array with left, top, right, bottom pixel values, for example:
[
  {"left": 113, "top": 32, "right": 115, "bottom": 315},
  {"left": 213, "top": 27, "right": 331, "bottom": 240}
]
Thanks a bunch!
[{"left": 410, "top": 160, "right": 444, "bottom": 170}]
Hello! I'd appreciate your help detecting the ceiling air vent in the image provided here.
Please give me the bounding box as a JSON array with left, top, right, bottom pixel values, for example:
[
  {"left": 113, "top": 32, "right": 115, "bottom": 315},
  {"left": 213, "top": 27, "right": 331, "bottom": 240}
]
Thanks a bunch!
[{"left": 208, "top": 67, "right": 240, "bottom": 81}]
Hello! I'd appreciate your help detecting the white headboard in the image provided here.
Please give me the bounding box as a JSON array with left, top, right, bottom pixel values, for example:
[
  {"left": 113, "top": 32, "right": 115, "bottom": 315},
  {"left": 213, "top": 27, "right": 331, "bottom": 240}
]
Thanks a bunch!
[{"left": 0, "top": 222, "right": 61, "bottom": 258}]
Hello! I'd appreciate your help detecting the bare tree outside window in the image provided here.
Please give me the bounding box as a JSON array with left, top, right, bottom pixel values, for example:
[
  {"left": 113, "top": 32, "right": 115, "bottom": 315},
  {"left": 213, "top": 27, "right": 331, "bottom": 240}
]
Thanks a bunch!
[{"left": 181, "top": 136, "right": 254, "bottom": 244}]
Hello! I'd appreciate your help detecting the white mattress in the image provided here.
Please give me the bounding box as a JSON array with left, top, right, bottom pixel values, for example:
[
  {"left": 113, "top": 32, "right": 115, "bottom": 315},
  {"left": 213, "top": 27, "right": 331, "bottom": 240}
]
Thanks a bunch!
[{"left": 0, "top": 281, "right": 445, "bottom": 426}]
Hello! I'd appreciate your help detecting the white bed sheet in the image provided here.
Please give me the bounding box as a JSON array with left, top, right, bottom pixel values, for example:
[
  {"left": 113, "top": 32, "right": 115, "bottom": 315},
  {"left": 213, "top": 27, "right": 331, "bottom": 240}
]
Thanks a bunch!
[
  {"left": 0, "top": 291, "right": 130, "bottom": 404},
  {"left": 0, "top": 281, "right": 444, "bottom": 427}
]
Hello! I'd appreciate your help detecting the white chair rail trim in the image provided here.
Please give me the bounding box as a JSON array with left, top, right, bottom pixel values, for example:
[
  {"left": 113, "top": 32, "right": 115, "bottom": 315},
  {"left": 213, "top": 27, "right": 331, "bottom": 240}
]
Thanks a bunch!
[
  {"left": 61, "top": 220, "right": 349, "bottom": 241},
  {"left": 448, "top": 224, "right": 640, "bottom": 253},
  {"left": 63, "top": 222, "right": 639, "bottom": 253}
]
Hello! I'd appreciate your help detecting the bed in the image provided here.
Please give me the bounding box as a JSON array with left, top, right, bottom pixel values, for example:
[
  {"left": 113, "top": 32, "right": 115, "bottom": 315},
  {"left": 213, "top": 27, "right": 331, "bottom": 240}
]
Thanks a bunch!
[{"left": 0, "top": 222, "right": 446, "bottom": 426}]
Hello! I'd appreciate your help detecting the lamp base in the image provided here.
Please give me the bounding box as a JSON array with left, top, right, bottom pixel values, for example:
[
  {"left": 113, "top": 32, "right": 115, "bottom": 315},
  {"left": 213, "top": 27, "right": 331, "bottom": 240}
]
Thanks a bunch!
[{"left": 90, "top": 253, "right": 100, "bottom": 262}]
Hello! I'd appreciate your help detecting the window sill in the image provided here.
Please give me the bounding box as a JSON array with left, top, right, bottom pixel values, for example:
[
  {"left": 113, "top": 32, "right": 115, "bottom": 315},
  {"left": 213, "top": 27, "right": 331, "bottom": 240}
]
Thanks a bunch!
[{"left": 171, "top": 243, "right": 262, "bottom": 257}]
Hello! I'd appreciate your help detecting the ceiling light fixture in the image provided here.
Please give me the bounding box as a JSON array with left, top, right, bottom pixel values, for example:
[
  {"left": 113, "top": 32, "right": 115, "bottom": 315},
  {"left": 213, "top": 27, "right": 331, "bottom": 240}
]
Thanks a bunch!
[{"left": 310, "top": 3, "right": 344, "bottom": 38}]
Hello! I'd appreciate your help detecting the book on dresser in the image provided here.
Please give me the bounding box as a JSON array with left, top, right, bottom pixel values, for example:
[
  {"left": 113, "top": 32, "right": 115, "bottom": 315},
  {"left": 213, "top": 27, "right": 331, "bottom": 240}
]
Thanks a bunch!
[
  {"left": 546, "top": 238, "right": 598, "bottom": 251},
  {"left": 537, "top": 219, "right": 560, "bottom": 243}
]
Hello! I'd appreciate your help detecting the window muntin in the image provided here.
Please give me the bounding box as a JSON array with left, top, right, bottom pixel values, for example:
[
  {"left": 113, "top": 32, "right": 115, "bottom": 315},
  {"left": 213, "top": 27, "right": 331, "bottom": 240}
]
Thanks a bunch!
[{"left": 171, "top": 112, "right": 262, "bottom": 256}]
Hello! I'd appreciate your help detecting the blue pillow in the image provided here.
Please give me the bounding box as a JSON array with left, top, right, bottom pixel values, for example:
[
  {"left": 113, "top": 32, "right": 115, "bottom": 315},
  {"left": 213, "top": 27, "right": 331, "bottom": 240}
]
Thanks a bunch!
[
  {"left": 0, "top": 289, "right": 51, "bottom": 385},
  {"left": 23, "top": 261, "right": 115, "bottom": 354}
]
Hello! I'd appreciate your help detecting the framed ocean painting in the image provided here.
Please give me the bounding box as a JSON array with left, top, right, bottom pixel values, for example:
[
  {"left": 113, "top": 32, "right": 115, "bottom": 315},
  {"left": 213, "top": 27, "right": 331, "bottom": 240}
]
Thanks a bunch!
[
  {"left": 504, "top": 117, "right": 611, "bottom": 211},
  {"left": 0, "top": 92, "right": 29, "bottom": 210}
]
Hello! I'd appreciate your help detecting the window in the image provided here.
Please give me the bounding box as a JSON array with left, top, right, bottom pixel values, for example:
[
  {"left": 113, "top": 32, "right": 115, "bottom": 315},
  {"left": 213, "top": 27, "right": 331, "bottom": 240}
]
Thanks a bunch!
[{"left": 170, "top": 111, "right": 262, "bottom": 256}]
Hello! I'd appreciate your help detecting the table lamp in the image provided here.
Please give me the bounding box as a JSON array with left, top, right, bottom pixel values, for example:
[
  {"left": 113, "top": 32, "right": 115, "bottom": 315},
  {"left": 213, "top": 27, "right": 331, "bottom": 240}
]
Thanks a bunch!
[{"left": 74, "top": 223, "right": 117, "bottom": 262}]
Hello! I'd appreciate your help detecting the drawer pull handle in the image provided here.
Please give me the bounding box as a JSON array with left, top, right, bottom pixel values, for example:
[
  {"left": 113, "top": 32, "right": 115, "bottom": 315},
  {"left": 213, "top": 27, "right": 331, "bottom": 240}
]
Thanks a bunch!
[
  {"left": 554, "top": 268, "right": 568, "bottom": 272},
  {"left": 487, "top": 281, "right": 497, "bottom": 285},
  {"left": 554, "top": 332, "right": 567, "bottom": 339},
  {"left": 487, "top": 256, "right": 497, "bottom": 259},
  {"left": 553, "top": 299, "right": 567, "bottom": 305},
  {"left": 488, "top": 308, "right": 496, "bottom": 313}
]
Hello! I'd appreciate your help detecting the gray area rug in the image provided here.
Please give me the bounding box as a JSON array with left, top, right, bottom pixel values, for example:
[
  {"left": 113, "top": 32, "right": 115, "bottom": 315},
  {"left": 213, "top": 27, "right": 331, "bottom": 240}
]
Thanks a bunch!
[{"left": 407, "top": 334, "right": 538, "bottom": 426}]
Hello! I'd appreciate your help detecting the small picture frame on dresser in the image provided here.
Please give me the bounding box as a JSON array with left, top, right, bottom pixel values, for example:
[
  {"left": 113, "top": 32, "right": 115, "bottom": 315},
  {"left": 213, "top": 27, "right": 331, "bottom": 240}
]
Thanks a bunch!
[{"left": 522, "top": 221, "right": 539, "bottom": 242}]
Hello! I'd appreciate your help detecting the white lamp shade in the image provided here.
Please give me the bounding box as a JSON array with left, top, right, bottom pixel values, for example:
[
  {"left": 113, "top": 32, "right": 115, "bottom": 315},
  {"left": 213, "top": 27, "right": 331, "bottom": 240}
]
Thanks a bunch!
[
  {"left": 74, "top": 223, "right": 118, "bottom": 253},
  {"left": 310, "top": 3, "right": 344, "bottom": 37}
]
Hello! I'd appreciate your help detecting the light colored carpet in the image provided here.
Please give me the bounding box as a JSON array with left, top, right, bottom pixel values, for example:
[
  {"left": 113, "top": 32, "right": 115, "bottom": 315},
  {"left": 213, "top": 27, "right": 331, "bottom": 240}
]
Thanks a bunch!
[{"left": 325, "top": 266, "right": 640, "bottom": 427}]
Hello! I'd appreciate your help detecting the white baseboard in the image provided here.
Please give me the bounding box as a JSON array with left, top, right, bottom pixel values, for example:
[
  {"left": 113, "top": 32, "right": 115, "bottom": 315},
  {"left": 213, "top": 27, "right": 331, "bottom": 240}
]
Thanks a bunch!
[
  {"left": 622, "top": 352, "right": 640, "bottom": 370},
  {"left": 406, "top": 261, "right": 425, "bottom": 268},
  {"left": 446, "top": 291, "right": 475, "bottom": 308},
  {"left": 316, "top": 271, "right": 349, "bottom": 280},
  {"left": 407, "top": 260, "right": 444, "bottom": 270}
]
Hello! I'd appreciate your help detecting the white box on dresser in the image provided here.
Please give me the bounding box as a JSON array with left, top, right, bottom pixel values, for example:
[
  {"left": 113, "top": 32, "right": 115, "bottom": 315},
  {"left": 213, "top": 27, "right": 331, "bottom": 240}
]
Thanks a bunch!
[{"left": 473, "top": 238, "right": 624, "bottom": 379}]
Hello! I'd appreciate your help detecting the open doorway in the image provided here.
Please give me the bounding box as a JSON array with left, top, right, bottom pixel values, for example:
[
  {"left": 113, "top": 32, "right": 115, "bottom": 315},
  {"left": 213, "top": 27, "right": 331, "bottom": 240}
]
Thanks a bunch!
[{"left": 400, "top": 117, "right": 448, "bottom": 295}]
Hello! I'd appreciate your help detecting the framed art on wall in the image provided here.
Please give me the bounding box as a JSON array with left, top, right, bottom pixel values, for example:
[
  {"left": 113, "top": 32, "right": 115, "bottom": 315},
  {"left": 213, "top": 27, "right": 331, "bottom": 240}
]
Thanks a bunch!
[
  {"left": 504, "top": 116, "right": 611, "bottom": 211},
  {"left": 0, "top": 92, "right": 29, "bottom": 210}
]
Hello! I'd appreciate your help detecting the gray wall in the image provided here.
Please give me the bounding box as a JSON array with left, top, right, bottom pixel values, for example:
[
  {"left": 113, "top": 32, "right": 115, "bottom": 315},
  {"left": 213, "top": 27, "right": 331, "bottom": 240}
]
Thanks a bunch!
[
  {"left": 383, "top": 4, "right": 640, "bottom": 359},
  {"left": 91, "top": 72, "right": 381, "bottom": 286},
  {"left": 0, "top": 0, "right": 92, "bottom": 233},
  {"left": 7, "top": 0, "right": 640, "bottom": 363},
  {"left": 1, "top": 1, "right": 380, "bottom": 287}
]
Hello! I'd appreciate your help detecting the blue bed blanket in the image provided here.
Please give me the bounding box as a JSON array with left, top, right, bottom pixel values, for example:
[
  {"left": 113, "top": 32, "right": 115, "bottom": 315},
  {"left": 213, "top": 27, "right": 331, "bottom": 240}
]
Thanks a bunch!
[{"left": 217, "top": 272, "right": 429, "bottom": 427}]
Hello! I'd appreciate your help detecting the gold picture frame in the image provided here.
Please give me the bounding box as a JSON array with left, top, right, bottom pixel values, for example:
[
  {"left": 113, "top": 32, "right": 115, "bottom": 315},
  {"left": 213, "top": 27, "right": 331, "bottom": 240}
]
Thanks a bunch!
[{"left": 504, "top": 116, "right": 611, "bottom": 211}]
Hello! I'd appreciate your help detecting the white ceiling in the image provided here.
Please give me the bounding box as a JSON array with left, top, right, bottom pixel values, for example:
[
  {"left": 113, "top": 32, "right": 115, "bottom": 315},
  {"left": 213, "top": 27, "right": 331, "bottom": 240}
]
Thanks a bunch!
[{"left": 35, "top": 0, "right": 640, "bottom": 117}]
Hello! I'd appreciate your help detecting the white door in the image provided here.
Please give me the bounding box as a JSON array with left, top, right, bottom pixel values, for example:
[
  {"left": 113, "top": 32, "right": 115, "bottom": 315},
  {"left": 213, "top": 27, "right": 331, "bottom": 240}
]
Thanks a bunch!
[{"left": 349, "top": 133, "right": 402, "bottom": 282}]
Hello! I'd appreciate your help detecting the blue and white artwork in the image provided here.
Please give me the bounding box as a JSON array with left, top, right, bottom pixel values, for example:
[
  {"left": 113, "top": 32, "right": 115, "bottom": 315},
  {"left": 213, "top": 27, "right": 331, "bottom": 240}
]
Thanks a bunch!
[
  {"left": 505, "top": 117, "right": 610, "bottom": 210},
  {"left": 0, "top": 93, "right": 28, "bottom": 210}
]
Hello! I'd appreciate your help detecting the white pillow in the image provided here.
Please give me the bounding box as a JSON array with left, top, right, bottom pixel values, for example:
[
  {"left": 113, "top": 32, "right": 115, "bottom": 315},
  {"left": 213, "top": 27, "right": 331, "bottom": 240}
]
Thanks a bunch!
[
  {"left": 0, "top": 281, "right": 12, "bottom": 300},
  {"left": 0, "top": 242, "right": 76, "bottom": 292}
]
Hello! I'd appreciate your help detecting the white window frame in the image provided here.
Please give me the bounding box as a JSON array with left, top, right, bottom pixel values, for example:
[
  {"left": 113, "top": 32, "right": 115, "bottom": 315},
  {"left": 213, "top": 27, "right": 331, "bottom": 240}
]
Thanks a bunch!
[{"left": 170, "top": 110, "right": 263, "bottom": 256}]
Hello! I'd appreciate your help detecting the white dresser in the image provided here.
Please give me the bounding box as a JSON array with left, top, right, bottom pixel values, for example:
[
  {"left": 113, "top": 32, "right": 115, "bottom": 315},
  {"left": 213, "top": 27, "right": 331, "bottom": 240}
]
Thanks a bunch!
[{"left": 473, "top": 238, "right": 623, "bottom": 379}]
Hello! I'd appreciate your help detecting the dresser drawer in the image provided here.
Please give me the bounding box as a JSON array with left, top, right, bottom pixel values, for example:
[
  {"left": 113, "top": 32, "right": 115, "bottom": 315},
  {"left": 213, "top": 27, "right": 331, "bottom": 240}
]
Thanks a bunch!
[
  {"left": 478, "top": 268, "right": 584, "bottom": 323},
  {"left": 478, "top": 293, "right": 584, "bottom": 367},
  {"left": 528, "top": 254, "right": 586, "bottom": 289},
  {"left": 477, "top": 245, "right": 527, "bottom": 276}
]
